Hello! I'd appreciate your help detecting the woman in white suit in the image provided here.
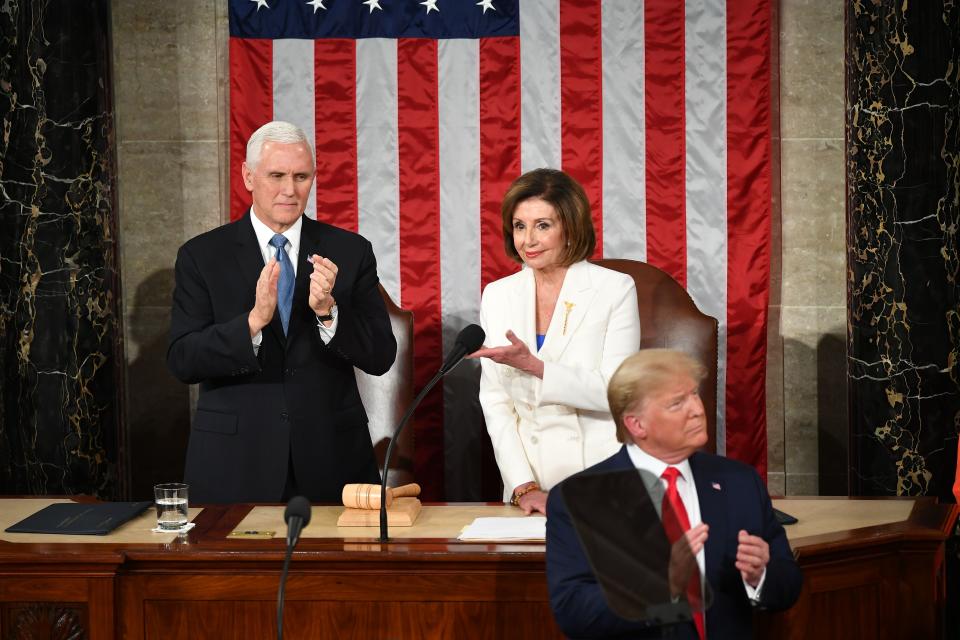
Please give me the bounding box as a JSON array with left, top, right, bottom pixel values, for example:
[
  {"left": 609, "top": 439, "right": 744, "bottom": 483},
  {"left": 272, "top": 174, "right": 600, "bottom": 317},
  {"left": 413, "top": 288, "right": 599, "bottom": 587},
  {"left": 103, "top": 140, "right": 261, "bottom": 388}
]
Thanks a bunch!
[{"left": 469, "top": 169, "right": 640, "bottom": 515}]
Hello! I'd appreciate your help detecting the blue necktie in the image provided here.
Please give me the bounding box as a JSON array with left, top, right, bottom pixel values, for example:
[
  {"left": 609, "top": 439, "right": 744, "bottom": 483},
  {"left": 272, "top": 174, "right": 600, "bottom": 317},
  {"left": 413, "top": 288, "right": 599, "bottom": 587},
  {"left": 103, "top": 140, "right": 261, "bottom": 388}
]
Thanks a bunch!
[{"left": 269, "top": 234, "right": 294, "bottom": 334}]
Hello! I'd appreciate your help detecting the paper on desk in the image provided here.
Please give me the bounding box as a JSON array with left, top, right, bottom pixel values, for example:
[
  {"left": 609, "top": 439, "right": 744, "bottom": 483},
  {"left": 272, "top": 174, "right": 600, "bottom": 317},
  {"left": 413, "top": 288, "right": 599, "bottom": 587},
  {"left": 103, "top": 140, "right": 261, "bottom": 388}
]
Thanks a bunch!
[{"left": 458, "top": 516, "right": 546, "bottom": 541}]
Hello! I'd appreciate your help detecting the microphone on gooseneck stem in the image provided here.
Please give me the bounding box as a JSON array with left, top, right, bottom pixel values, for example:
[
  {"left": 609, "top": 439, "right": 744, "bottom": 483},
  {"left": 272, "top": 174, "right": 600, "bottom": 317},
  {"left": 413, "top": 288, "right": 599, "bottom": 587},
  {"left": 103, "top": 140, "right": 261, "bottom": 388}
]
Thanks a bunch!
[
  {"left": 379, "top": 324, "right": 486, "bottom": 542},
  {"left": 278, "top": 495, "right": 311, "bottom": 640},
  {"left": 439, "top": 323, "right": 487, "bottom": 374}
]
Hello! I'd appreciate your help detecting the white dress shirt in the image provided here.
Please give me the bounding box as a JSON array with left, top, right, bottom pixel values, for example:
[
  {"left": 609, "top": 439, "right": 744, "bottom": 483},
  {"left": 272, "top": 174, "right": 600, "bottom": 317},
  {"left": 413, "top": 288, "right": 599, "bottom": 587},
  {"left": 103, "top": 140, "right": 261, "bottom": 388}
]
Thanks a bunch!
[{"left": 248, "top": 208, "right": 337, "bottom": 351}]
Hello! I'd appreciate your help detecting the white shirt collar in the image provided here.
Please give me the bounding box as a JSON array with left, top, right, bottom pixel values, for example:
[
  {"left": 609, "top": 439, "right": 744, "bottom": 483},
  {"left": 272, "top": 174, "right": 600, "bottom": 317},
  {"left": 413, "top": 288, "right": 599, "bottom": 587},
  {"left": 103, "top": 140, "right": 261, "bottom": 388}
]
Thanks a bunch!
[
  {"left": 625, "top": 443, "right": 694, "bottom": 488},
  {"left": 249, "top": 207, "right": 303, "bottom": 267}
]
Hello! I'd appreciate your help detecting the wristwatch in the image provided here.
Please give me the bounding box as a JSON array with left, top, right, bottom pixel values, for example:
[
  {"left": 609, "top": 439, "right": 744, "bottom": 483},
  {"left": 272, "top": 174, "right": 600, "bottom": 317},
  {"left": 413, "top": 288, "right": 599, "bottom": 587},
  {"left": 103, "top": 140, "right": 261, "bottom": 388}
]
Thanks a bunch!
[{"left": 316, "top": 304, "right": 337, "bottom": 323}]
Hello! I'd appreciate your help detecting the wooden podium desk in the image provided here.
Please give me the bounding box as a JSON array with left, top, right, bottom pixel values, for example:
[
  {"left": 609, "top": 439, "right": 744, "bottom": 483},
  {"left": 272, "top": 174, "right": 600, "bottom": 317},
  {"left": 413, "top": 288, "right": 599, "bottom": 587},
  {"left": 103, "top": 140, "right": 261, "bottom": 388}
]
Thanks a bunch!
[{"left": 0, "top": 497, "right": 955, "bottom": 639}]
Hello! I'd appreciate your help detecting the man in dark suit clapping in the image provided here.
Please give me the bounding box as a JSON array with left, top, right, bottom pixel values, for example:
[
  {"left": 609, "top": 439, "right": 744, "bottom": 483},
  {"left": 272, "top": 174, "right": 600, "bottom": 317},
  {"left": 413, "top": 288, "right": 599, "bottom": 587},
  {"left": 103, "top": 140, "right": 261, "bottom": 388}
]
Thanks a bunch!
[
  {"left": 546, "top": 349, "right": 802, "bottom": 639},
  {"left": 167, "top": 121, "right": 396, "bottom": 504}
]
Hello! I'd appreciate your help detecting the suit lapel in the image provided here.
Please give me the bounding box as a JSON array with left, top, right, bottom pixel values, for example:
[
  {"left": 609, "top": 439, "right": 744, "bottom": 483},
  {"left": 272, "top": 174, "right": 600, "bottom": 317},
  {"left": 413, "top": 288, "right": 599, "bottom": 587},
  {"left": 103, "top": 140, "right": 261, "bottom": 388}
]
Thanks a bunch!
[
  {"left": 690, "top": 452, "right": 727, "bottom": 585},
  {"left": 538, "top": 261, "right": 599, "bottom": 361},
  {"left": 509, "top": 267, "right": 537, "bottom": 351},
  {"left": 234, "top": 212, "right": 286, "bottom": 344}
]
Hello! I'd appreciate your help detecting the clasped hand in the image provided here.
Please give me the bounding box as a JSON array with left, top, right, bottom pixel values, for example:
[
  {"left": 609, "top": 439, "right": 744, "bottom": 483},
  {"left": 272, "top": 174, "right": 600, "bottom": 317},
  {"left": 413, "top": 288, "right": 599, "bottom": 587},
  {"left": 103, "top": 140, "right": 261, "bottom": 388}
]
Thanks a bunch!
[
  {"left": 468, "top": 330, "right": 544, "bottom": 379},
  {"left": 735, "top": 529, "right": 769, "bottom": 588},
  {"left": 307, "top": 255, "right": 337, "bottom": 317},
  {"left": 247, "top": 254, "right": 339, "bottom": 336}
]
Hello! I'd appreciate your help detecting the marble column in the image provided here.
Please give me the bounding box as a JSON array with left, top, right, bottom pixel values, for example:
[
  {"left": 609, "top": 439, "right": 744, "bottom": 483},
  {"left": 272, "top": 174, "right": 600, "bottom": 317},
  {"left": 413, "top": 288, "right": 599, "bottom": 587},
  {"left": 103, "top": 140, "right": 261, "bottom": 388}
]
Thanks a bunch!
[
  {"left": 0, "top": 0, "right": 122, "bottom": 497},
  {"left": 846, "top": 1, "right": 960, "bottom": 497}
]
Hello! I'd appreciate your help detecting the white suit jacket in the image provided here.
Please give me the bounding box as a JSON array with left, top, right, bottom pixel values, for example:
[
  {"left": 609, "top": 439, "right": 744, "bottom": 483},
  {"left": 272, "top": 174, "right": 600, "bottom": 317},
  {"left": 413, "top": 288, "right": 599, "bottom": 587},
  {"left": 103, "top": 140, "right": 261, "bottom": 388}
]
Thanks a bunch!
[{"left": 478, "top": 261, "right": 641, "bottom": 497}]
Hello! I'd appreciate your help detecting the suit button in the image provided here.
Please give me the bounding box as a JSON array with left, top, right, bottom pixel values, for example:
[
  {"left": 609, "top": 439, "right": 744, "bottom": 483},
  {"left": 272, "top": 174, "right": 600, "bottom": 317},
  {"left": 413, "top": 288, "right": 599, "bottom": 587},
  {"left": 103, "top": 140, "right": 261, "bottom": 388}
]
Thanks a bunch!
[
  {"left": 280, "top": 412, "right": 289, "bottom": 421},
  {"left": 531, "top": 435, "right": 539, "bottom": 445}
]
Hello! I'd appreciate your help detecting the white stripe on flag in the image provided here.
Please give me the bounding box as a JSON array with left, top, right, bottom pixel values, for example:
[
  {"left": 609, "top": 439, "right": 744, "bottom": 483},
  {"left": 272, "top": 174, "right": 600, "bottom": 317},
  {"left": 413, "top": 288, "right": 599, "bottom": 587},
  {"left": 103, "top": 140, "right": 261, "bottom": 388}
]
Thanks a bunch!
[
  {"left": 356, "top": 39, "right": 401, "bottom": 305},
  {"left": 519, "top": 0, "right": 561, "bottom": 172},
  {"left": 438, "top": 39, "right": 484, "bottom": 499},
  {"left": 601, "top": 0, "right": 646, "bottom": 261},
  {"left": 684, "top": 0, "right": 728, "bottom": 453},
  {"left": 273, "top": 39, "right": 317, "bottom": 220},
  {"left": 439, "top": 39, "right": 482, "bottom": 350}
]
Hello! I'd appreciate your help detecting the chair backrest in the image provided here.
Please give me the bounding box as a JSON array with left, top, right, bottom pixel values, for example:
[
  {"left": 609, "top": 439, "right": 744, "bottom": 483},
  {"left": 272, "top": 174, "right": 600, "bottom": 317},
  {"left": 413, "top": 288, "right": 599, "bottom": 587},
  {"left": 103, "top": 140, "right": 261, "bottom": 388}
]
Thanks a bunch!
[
  {"left": 594, "top": 259, "right": 719, "bottom": 453},
  {"left": 355, "top": 285, "right": 415, "bottom": 487}
]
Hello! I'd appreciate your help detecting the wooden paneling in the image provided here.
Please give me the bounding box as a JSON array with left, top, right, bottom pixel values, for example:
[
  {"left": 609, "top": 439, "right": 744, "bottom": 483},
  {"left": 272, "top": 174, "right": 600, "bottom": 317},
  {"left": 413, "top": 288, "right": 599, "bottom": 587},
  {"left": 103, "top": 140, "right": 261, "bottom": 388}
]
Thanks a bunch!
[{"left": 136, "top": 601, "right": 557, "bottom": 640}]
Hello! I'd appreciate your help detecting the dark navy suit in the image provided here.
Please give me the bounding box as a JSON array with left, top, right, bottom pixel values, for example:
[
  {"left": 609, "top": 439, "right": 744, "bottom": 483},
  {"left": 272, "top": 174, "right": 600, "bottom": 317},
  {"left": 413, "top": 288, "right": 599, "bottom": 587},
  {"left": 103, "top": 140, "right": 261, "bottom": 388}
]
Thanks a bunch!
[
  {"left": 167, "top": 212, "right": 396, "bottom": 504},
  {"left": 546, "top": 447, "right": 802, "bottom": 639}
]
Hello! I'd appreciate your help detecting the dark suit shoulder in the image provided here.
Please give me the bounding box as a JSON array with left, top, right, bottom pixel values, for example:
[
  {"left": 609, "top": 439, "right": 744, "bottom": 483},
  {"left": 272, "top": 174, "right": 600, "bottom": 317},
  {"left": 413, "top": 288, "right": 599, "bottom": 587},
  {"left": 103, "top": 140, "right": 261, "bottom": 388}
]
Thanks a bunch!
[
  {"left": 553, "top": 447, "right": 632, "bottom": 494},
  {"left": 179, "top": 215, "right": 246, "bottom": 254},
  {"left": 690, "top": 450, "right": 759, "bottom": 478},
  {"left": 303, "top": 216, "right": 372, "bottom": 247}
]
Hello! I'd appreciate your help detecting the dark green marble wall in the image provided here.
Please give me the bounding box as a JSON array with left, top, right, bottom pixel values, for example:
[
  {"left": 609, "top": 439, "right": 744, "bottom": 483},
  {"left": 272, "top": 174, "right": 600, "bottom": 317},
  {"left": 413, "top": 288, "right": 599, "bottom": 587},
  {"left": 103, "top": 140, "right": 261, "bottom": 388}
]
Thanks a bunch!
[
  {"left": 0, "top": 0, "right": 123, "bottom": 497},
  {"left": 846, "top": 0, "right": 960, "bottom": 497}
]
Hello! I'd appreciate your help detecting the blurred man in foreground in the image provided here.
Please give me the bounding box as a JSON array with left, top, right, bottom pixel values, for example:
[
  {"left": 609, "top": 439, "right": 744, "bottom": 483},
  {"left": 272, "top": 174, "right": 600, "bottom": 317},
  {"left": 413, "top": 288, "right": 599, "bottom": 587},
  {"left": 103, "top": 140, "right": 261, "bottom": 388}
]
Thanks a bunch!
[{"left": 546, "top": 349, "right": 802, "bottom": 639}]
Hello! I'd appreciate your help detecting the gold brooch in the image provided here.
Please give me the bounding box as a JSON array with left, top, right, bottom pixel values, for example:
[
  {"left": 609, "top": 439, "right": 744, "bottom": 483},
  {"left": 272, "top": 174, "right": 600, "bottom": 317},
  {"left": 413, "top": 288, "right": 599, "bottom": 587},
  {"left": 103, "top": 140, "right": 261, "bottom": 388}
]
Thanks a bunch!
[{"left": 562, "top": 301, "right": 575, "bottom": 335}]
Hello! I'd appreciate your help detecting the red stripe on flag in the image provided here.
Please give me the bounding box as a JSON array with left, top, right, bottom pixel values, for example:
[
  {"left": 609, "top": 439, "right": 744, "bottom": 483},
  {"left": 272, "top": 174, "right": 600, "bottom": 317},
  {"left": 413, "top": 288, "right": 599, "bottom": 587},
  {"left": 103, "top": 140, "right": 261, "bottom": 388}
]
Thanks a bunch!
[
  {"left": 314, "top": 40, "right": 358, "bottom": 233},
  {"left": 479, "top": 37, "right": 522, "bottom": 289},
  {"left": 397, "top": 39, "right": 444, "bottom": 500},
  {"left": 229, "top": 38, "right": 273, "bottom": 221},
  {"left": 644, "top": 0, "right": 686, "bottom": 285},
  {"left": 559, "top": 0, "right": 604, "bottom": 257},
  {"left": 725, "top": 1, "right": 772, "bottom": 476}
]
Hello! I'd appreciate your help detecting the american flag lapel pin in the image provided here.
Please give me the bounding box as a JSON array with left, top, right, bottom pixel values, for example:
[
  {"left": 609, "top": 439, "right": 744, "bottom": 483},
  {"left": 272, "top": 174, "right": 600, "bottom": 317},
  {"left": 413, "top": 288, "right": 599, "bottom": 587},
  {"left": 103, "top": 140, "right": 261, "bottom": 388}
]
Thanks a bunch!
[{"left": 711, "top": 482, "right": 722, "bottom": 491}]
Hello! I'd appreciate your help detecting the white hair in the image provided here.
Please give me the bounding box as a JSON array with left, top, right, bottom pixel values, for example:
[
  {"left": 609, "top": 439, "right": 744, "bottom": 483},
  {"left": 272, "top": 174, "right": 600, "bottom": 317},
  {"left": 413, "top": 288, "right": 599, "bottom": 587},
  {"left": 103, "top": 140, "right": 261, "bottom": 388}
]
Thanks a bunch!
[{"left": 245, "top": 121, "right": 316, "bottom": 170}]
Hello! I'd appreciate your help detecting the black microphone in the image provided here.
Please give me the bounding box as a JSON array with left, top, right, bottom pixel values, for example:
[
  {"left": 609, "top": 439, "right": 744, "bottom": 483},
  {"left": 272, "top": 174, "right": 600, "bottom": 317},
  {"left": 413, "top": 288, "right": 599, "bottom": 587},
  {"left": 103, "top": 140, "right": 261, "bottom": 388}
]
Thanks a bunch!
[
  {"left": 439, "top": 323, "right": 486, "bottom": 374},
  {"left": 379, "top": 324, "right": 485, "bottom": 542},
  {"left": 284, "top": 495, "right": 311, "bottom": 547},
  {"left": 278, "top": 495, "right": 311, "bottom": 640}
]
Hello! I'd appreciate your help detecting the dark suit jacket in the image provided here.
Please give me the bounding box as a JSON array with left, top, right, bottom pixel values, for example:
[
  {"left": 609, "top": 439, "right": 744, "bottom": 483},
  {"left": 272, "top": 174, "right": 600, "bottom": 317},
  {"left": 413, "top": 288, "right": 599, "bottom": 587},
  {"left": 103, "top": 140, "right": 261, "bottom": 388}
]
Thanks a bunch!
[
  {"left": 167, "top": 212, "right": 397, "bottom": 503},
  {"left": 546, "top": 447, "right": 802, "bottom": 639}
]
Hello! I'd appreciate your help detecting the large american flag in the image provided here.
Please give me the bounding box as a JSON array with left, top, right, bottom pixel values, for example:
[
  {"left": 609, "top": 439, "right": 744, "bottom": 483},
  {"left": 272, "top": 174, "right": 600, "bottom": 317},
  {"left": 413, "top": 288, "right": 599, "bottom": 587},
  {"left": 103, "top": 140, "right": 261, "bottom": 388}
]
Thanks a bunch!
[{"left": 228, "top": 0, "right": 773, "bottom": 500}]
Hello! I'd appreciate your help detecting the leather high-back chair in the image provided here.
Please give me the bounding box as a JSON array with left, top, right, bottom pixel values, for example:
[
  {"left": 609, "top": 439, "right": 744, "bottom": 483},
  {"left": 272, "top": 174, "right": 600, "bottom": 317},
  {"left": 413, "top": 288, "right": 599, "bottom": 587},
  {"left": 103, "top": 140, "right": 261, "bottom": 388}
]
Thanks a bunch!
[
  {"left": 355, "top": 286, "right": 415, "bottom": 487},
  {"left": 594, "top": 259, "right": 720, "bottom": 453}
]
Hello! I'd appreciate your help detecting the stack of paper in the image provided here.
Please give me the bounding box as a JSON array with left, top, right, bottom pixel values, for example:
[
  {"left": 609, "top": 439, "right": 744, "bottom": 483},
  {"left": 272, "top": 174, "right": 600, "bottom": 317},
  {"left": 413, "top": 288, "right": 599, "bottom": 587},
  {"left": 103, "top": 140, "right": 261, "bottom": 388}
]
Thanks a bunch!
[{"left": 457, "top": 516, "right": 546, "bottom": 541}]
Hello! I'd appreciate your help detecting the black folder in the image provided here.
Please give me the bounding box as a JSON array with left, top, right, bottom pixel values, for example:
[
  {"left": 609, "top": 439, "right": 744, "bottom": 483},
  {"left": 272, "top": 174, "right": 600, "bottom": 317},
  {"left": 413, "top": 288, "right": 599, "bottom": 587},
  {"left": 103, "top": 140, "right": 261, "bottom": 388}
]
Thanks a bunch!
[{"left": 5, "top": 501, "right": 152, "bottom": 535}]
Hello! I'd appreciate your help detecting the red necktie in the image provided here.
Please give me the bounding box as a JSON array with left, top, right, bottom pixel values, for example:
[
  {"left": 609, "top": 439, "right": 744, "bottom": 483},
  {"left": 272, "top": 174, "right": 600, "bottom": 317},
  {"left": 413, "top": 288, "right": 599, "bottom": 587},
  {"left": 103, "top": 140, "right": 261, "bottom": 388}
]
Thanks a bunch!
[{"left": 661, "top": 466, "right": 705, "bottom": 639}]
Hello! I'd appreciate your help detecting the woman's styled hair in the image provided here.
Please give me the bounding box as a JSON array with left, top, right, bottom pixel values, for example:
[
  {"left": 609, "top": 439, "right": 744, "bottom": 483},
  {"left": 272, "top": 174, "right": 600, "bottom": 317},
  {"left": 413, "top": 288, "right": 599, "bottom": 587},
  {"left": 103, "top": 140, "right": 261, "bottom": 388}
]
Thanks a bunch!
[{"left": 500, "top": 168, "right": 596, "bottom": 265}]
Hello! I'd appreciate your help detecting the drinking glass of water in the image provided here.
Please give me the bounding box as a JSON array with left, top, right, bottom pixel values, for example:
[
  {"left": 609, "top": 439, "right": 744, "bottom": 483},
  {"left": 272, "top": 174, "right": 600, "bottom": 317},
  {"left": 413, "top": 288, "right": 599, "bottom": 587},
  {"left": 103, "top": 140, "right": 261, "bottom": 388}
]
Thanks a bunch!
[{"left": 154, "top": 483, "right": 189, "bottom": 530}]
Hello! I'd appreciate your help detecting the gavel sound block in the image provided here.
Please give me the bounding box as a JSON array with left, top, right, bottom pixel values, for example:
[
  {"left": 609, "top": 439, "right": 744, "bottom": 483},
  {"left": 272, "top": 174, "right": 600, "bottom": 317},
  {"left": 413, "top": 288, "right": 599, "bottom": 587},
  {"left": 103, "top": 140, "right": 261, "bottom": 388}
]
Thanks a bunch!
[{"left": 337, "top": 483, "right": 422, "bottom": 527}]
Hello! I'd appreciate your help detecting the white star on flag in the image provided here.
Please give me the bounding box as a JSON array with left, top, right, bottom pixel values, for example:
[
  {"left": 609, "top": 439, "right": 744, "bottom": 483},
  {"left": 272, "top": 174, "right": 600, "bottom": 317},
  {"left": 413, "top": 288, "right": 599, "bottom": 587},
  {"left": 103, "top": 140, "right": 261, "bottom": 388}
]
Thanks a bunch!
[
  {"left": 421, "top": 0, "right": 439, "bottom": 13},
  {"left": 250, "top": 0, "right": 269, "bottom": 10},
  {"left": 363, "top": 0, "right": 383, "bottom": 12},
  {"left": 306, "top": 0, "right": 326, "bottom": 12},
  {"left": 476, "top": 0, "right": 495, "bottom": 13}
]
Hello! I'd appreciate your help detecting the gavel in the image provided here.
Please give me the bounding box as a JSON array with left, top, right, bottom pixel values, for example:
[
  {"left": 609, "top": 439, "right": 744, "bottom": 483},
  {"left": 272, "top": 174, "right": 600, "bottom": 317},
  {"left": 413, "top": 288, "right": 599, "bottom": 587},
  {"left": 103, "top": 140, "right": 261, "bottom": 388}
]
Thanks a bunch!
[{"left": 342, "top": 483, "right": 421, "bottom": 510}]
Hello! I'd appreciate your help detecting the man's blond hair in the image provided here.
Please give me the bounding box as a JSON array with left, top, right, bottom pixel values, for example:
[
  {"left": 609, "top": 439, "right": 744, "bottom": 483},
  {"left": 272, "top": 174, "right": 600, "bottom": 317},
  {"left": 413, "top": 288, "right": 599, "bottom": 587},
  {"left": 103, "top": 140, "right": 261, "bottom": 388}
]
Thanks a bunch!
[{"left": 607, "top": 349, "right": 707, "bottom": 443}]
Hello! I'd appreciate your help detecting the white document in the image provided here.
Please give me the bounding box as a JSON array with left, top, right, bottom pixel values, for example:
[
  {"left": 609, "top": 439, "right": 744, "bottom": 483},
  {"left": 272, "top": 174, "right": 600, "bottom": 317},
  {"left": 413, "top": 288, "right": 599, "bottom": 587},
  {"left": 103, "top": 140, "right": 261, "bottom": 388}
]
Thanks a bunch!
[{"left": 457, "top": 516, "right": 546, "bottom": 541}]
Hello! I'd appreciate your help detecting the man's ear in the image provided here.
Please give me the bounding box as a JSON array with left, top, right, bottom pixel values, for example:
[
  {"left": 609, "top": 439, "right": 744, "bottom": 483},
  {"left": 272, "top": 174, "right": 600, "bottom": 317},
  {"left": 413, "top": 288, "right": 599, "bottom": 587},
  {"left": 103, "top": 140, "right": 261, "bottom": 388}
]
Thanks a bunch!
[
  {"left": 241, "top": 162, "right": 255, "bottom": 192},
  {"left": 623, "top": 413, "right": 645, "bottom": 441}
]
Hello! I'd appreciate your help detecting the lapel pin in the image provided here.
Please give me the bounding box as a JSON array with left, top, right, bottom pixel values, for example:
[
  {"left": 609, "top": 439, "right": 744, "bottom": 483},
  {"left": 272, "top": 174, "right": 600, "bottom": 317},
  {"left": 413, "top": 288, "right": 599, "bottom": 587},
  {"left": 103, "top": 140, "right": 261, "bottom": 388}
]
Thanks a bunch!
[
  {"left": 711, "top": 482, "right": 722, "bottom": 491},
  {"left": 562, "top": 301, "right": 575, "bottom": 335}
]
